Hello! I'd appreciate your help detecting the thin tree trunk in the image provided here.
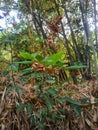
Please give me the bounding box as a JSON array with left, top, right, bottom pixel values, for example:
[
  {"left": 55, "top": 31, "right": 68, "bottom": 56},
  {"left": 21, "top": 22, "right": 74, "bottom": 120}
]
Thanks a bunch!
[
  {"left": 94, "top": 0, "right": 98, "bottom": 48},
  {"left": 53, "top": 0, "right": 78, "bottom": 83},
  {"left": 63, "top": 3, "right": 81, "bottom": 61},
  {"left": 79, "top": 0, "right": 92, "bottom": 79},
  {"left": 93, "top": 0, "right": 98, "bottom": 82}
]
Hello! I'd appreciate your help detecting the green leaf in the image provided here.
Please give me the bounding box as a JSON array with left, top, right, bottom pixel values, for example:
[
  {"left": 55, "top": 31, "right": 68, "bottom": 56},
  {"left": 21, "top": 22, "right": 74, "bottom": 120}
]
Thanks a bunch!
[
  {"left": 3, "top": 70, "right": 9, "bottom": 76},
  {"left": 65, "top": 65, "right": 87, "bottom": 70},
  {"left": 31, "top": 116, "right": 36, "bottom": 126},
  {"left": 2, "top": 39, "right": 13, "bottom": 44},
  {"left": 31, "top": 53, "right": 38, "bottom": 58},
  {"left": 7, "top": 86, "right": 23, "bottom": 94},
  {"left": 10, "top": 63, "right": 18, "bottom": 72},
  {"left": 80, "top": 98, "right": 89, "bottom": 104},
  {"left": 39, "top": 108, "right": 47, "bottom": 121},
  {"left": 56, "top": 60, "right": 64, "bottom": 67},
  {"left": 35, "top": 38, "right": 46, "bottom": 43},
  {"left": 16, "top": 103, "right": 26, "bottom": 112},
  {"left": 15, "top": 87, "right": 23, "bottom": 94},
  {"left": 7, "top": 86, "right": 16, "bottom": 94},
  {"left": 48, "top": 51, "right": 64, "bottom": 60},
  {"left": 51, "top": 113, "right": 57, "bottom": 123},
  {"left": 31, "top": 72, "right": 46, "bottom": 78},
  {"left": 16, "top": 61, "right": 32, "bottom": 64},
  {"left": 38, "top": 122, "right": 45, "bottom": 130},
  {"left": 47, "top": 88, "right": 57, "bottom": 97},
  {"left": 20, "top": 52, "right": 33, "bottom": 60},
  {"left": 65, "top": 96, "right": 80, "bottom": 105},
  {"left": 26, "top": 104, "right": 32, "bottom": 114},
  {"left": 36, "top": 55, "right": 44, "bottom": 61},
  {"left": 44, "top": 94, "right": 54, "bottom": 111},
  {"left": 43, "top": 59, "right": 54, "bottom": 66},
  {"left": 74, "top": 106, "right": 81, "bottom": 116},
  {"left": 22, "top": 68, "right": 32, "bottom": 75},
  {"left": 95, "top": 98, "right": 98, "bottom": 103},
  {"left": 56, "top": 114, "right": 65, "bottom": 119},
  {"left": 43, "top": 51, "right": 64, "bottom": 66},
  {"left": 56, "top": 96, "right": 65, "bottom": 104},
  {"left": 46, "top": 79, "right": 56, "bottom": 84}
]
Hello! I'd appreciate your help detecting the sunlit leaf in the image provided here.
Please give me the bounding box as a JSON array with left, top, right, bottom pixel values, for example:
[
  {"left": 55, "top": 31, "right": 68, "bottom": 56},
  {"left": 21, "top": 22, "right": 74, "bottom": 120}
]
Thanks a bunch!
[
  {"left": 36, "top": 55, "right": 44, "bottom": 61},
  {"left": 43, "top": 51, "right": 64, "bottom": 66},
  {"left": 20, "top": 52, "right": 33, "bottom": 59},
  {"left": 31, "top": 53, "right": 38, "bottom": 58}
]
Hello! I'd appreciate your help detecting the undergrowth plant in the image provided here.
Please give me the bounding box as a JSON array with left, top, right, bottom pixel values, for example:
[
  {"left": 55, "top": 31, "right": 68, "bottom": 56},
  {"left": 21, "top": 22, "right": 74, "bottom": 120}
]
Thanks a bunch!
[{"left": 4, "top": 51, "right": 92, "bottom": 129}]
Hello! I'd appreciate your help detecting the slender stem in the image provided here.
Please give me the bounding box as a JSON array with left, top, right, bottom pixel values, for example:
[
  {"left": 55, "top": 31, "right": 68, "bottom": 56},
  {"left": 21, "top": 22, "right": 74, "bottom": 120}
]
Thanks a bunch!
[
  {"left": 93, "top": 0, "right": 98, "bottom": 82},
  {"left": 94, "top": 0, "right": 98, "bottom": 47}
]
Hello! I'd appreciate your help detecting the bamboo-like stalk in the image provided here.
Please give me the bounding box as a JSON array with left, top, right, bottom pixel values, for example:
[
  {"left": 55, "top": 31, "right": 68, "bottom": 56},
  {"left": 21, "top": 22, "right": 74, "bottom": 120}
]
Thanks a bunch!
[
  {"left": 93, "top": 0, "right": 98, "bottom": 82},
  {"left": 79, "top": 0, "right": 92, "bottom": 79}
]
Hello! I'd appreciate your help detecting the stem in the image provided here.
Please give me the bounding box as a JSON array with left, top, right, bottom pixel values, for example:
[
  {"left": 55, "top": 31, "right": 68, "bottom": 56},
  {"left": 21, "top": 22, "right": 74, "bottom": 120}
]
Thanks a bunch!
[
  {"left": 10, "top": 43, "right": 16, "bottom": 86},
  {"left": 93, "top": 0, "right": 98, "bottom": 82}
]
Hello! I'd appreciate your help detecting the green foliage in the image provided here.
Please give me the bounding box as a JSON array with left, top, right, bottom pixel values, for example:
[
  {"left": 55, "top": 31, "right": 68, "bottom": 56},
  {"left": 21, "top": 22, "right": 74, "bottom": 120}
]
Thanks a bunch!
[
  {"left": 95, "top": 98, "right": 98, "bottom": 103},
  {"left": 43, "top": 51, "right": 64, "bottom": 66},
  {"left": 17, "top": 61, "right": 32, "bottom": 64},
  {"left": 16, "top": 103, "right": 26, "bottom": 112},
  {"left": 46, "top": 76, "right": 57, "bottom": 84},
  {"left": 21, "top": 67, "right": 32, "bottom": 75},
  {"left": 0, "top": 0, "right": 97, "bottom": 129},
  {"left": 25, "top": 104, "right": 33, "bottom": 114},
  {"left": 15, "top": 50, "right": 85, "bottom": 119},
  {"left": 16, "top": 103, "right": 32, "bottom": 114},
  {"left": 38, "top": 122, "right": 45, "bottom": 130},
  {"left": 65, "top": 96, "right": 80, "bottom": 105},
  {"left": 7, "top": 85, "right": 23, "bottom": 94},
  {"left": 65, "top": 62, "right": 87, "bottom": 70},
  {"left": 10, "top": 63, "right": 19, "bottom": 72},
  {"left": 19, "top": 51, "right": 64, "bottom": 67},
  {"left": 56, "top": 96, "right": 65, "bottom": 104},
  {"left": 65, "top": 65, "right": 87, "bottom": 70},
  {"left": 2, "top": 70, "right": 9, "bottom": 76},
  {"left": 30, "top": 116, "right": 36, "bottom": 126},
  {"left": 80, "top": 98, "right": 89, "bottom": 104},
  {"left": 47, "top": 88, "right": 57, "bottom": 97},
  {"left": 73, "top": 106, "right": 81, "bottom": 116},
  {"left": 65, "top": 96, "right": 81, "bottom": 116},
  {"left": 19, "top": 52, "right": 34, "bottom": 60}
]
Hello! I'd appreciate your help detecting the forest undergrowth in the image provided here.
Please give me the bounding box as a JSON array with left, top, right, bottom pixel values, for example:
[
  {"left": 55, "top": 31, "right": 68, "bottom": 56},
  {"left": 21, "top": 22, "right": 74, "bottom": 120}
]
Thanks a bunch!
[
  {"left": 0, "top": 71, "right": 98, "bottom": 130},
  {"left": 0, "top": 0, "right": 98, "bottom": 129}
]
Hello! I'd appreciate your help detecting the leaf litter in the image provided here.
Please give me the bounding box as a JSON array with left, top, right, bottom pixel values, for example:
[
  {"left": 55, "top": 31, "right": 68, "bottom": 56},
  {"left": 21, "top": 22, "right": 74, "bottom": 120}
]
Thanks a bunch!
[{"left": 0, "top": 73, "right": 98, "bottom": 130}]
